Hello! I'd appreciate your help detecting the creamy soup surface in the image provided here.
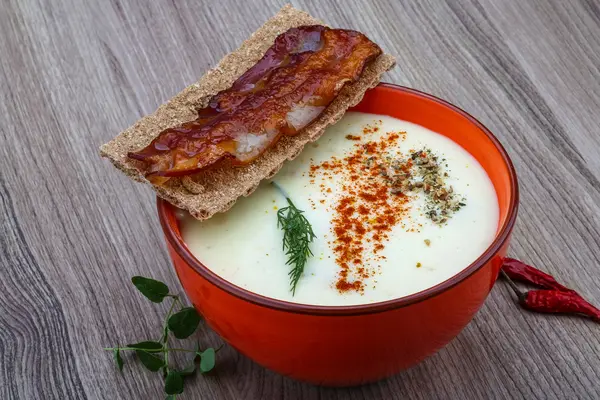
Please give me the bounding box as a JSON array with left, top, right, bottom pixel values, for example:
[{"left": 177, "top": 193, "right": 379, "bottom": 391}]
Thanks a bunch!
[{"left": 180, "top": 112, "right": 499, "bottom": 305}]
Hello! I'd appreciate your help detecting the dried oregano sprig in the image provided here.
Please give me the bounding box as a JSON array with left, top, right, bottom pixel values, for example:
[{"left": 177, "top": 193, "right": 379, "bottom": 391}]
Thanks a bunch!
[{"left": 105, "top": 276, "right": 222, "bottom": 399}]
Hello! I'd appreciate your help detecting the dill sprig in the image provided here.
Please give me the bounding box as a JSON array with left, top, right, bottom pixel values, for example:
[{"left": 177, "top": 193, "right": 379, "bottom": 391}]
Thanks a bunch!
[{"left": 272, "top": 181, "right": 317, "bottom": 295}]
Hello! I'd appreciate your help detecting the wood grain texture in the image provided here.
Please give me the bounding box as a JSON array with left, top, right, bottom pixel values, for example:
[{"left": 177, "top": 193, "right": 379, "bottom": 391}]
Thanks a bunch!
[{"left": 1, "top": 0, "right": 599, "bottom": 399}]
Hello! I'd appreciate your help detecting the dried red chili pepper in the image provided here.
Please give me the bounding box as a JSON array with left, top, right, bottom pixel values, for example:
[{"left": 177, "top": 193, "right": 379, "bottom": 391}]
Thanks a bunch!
[
  {"left": 500, "top": 269, "right": 600, "bottom": 324},
  {"left": 502, "top": 258, "right": 570, "bottom": 291},
  {"left": 520, "top": 290, "right": 600, "bottom": 322}
]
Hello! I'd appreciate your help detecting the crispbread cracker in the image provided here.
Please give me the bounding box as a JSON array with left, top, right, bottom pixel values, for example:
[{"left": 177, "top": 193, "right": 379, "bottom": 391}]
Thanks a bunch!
[{"left": 100, "top": 4, "right": 396, "bottom": 220}]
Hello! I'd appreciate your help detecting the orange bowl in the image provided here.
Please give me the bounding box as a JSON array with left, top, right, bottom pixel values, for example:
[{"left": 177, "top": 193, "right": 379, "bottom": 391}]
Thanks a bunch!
[{"left": 157, "top": 83, "right": 519, "bottom": 386}]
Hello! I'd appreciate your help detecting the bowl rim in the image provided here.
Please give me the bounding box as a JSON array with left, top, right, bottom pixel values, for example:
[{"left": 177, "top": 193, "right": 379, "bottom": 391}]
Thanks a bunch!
[{"left": 157, "top": 83, "right": 519, "bottom": 316}]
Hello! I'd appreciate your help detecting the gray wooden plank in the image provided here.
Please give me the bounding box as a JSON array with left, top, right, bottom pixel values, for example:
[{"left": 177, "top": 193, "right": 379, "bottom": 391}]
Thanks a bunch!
[{"left": 1, "top": 0, "right": 599, "bottom": 399}]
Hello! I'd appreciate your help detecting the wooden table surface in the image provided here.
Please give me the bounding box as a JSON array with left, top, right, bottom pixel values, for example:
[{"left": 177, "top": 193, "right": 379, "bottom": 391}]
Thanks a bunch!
[{"left": 2, "top": 0, "right": 599, "bottom": 399}]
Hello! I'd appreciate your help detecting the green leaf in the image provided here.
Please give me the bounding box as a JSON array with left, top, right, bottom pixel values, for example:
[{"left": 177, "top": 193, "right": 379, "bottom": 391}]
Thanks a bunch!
[
  {"left": 136, "top": 350, "right": 165, "bottom": 372},
  {"left": 165, "top": 371, "right": 184, "bottom": 395},
  {"left": 127, "top": 341, "right": 163, "bottom": 352},
  {"left": 113, "top": 348, "right": 124, "bottom": 372},
  {"left": 198, "top": 348, "right": 216, "bottom": 373},
  {"left": 165, "top": 396, "right": 177, "bottom": 400},
  {"left": 167, "top": 307, "right": 201, "bottom": 339},
  {"left": 132, "top": 276, "right": 170, "bottom": 303}
]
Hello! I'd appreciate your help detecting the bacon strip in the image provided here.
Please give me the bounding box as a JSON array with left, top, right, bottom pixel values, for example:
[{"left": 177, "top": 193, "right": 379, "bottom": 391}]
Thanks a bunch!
[{"left": 128, "top": 25, "right": 382, "bottom": 184}]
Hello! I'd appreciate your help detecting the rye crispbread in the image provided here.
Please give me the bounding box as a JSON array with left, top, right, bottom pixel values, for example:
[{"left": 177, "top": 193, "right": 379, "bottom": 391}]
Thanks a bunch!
[{"left": 100, "top": 4, "right": 396, "bottom": 220}]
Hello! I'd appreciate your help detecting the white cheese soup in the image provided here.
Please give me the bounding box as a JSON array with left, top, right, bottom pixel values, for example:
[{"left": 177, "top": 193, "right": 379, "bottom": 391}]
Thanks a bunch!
[{"left": 180, "top": 112, "right": 499, "bottom": 305}]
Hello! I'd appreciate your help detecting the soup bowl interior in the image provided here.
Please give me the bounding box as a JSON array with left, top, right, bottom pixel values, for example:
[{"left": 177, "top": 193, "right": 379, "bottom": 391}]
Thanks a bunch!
[{"left": 157, "top": 83, "right": 518, "bottom": 386}]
